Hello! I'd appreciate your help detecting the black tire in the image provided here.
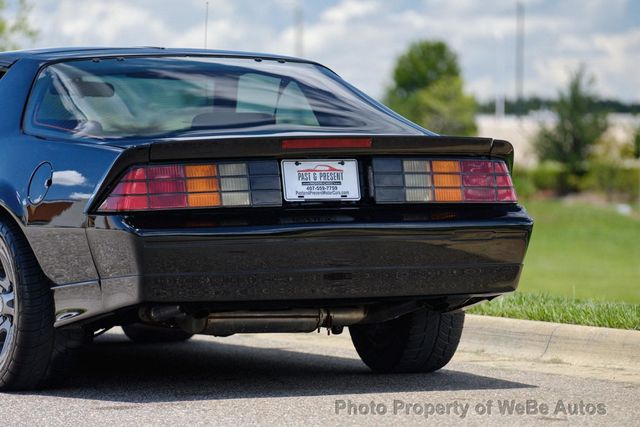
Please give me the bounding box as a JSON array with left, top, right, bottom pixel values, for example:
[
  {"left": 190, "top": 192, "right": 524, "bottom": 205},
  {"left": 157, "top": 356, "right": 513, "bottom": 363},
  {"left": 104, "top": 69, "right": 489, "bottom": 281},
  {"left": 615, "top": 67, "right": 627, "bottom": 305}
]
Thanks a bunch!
[
  {"left": 122, "top": 323, "right": 193, "bottom": 344},
  {"left": 0, "top": 218, "right": 56, "bottom": 390},
  {"left": 350, "top": 309, "right": 464, "bottom": 373}
]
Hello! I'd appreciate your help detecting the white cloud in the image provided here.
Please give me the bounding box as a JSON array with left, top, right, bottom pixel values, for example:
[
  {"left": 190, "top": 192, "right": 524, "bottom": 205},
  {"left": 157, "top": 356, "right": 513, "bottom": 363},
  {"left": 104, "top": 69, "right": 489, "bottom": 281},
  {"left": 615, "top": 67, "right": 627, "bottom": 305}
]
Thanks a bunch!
[
  {"left": 69, "top": 192, "right": 92, "bottom": 200},
  {"left": 21, "top": 0, "right": 640, "bottom": 102},
  {"left": 52, "top": 170, "right": 86, "bottom": 186},
  {"left": 321, "top": 0, "right": 381, "bottom": 23}
]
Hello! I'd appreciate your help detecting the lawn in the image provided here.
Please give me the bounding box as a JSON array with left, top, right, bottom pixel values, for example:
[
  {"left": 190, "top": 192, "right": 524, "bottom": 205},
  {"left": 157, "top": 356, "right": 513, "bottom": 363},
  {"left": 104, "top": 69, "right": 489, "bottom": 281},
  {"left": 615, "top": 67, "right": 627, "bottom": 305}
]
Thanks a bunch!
[
  {"left": 516, "top": 199, "right": 640, "bottom": 303},
  {"left": 470, "top": 292, "right": 639, "bottom": 330},
  {"left": 468, "top": 199, "right": 640, "bottom": 329}
]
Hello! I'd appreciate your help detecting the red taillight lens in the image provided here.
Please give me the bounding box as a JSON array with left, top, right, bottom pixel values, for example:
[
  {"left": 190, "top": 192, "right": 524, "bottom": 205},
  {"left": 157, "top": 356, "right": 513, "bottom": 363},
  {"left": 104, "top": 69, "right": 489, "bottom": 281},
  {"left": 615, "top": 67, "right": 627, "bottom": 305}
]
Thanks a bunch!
[
  {"left": 122, "top": 167, "right": 147, "bottom": 181},
  {"left": 148, "top": 180, "right": 187, "bottom": 194},
  {"left": 373, "top": 158, "right": 517, "bottom": 203},
  {"left": 462, "top": 174, "right": 493, "bottom": 187},
  {"left": 460, "top": 160, "right": 492, "bottom": 174},
  {"left": 102, "top": 195, "right": 149, "bottom": 211},
  {"left": 97, "top": 161, "right": 282, "bottom": 212},
  {"left": 112, "top": 181, "right": 148, "bottom": 195},
  {"left": 497, "top": 187, "right": 517, "bottom": 202}
]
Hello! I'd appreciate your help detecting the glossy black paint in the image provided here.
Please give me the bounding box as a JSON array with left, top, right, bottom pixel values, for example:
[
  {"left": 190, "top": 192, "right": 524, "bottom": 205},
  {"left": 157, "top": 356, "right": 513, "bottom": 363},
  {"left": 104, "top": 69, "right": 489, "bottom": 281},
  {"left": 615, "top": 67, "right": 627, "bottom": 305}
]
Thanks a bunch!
[
  {"left": 76, "top": 207, "right": 529, "bottom": 320},
  {"left": 0, "top": 48, "right": 533, "bottom": 329}
]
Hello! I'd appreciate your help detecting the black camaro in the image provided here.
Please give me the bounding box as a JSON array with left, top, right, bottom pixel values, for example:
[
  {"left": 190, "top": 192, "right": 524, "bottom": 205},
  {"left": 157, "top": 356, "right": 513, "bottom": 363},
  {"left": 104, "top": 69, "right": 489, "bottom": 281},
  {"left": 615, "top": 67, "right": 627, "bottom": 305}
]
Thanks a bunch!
[{"left": 0, "top": 47, "right": 532, "bottom": 390}]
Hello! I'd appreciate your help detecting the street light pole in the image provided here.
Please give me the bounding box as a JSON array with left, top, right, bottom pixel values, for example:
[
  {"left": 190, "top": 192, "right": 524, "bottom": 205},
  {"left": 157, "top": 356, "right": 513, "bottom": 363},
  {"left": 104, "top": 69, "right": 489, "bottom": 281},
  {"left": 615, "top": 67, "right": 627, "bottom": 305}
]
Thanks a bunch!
[
  {"left": 204, "top": 1, "right": 209, "bottom": 49},
  {"left": 515, "top": 2, "right": 525, "bottom": 117},
  {"left": 294, "top": 0, "right": 304, "bottom": 57}
]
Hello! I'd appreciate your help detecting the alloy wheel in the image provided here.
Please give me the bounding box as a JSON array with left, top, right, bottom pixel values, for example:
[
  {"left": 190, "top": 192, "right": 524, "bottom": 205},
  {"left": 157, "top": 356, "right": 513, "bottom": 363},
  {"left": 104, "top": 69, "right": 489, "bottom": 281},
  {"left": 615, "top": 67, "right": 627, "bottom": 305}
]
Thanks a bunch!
[{"left": 0, "top": 239, "right": 17, "bottom": 370}]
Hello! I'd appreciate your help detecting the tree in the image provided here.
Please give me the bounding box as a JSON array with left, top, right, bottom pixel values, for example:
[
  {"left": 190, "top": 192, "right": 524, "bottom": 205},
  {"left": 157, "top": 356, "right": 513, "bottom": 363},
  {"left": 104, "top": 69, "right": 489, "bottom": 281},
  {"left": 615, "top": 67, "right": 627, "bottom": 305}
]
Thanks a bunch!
[
  {"left": 0, "top": 0, "right": 37, "bottom": 52},
  {"left": 534, "top": 67, "right": 608, "bottom": 184},
  {"left": 384, "top": 40, "right": 477, "bottom": 136},
  {"left": 634, "top": 125, "right": 640, "bottom": 159}
]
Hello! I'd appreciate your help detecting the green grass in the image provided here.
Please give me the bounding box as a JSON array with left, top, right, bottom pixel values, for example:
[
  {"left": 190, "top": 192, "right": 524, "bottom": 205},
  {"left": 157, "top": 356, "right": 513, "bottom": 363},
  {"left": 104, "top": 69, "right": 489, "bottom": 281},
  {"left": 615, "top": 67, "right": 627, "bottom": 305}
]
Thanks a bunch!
[
  {"left": 469, "top": 199, "right": 640, "bottom": 329},
  {"left": 469, "top": 292, "right": 640, "bottom": 330},
  {"left": 517, "top": 199, "right": 640, "bottom": 303}
]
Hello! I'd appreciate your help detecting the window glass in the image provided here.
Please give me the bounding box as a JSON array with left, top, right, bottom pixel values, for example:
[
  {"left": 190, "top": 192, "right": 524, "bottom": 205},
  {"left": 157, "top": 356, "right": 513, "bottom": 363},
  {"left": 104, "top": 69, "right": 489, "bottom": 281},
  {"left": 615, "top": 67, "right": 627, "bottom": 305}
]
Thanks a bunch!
[
  {"left": 25, "top": 56, "right": 422, "bottom": 140},
  {"left": 276, "top": 82, "right": 318, "bottom": 126},
  {"left": 236, "top": 73, "right": 280, "bottom": 115}
]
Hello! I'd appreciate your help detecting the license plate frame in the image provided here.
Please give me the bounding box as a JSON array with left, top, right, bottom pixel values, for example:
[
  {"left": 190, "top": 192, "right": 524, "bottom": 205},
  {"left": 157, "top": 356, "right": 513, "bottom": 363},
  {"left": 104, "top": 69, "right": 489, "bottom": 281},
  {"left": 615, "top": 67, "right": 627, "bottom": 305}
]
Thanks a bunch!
[{"left": 281, "top": 159, "right": 361, "bottom": 202}]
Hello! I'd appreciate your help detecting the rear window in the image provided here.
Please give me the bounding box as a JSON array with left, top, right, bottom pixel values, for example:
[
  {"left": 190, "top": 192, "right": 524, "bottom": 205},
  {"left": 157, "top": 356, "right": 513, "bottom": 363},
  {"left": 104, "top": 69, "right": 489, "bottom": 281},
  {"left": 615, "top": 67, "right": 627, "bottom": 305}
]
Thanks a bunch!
[{"left": 24, "top": 56, "right": 420, "bottom": 140}]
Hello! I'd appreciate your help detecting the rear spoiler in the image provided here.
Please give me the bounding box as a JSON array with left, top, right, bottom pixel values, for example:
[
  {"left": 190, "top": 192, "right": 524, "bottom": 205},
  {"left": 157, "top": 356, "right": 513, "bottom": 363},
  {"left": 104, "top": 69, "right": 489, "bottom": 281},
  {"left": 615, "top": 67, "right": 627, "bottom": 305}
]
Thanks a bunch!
[{"left": 145, "top": 135, "right": 513, "bottom": 163}]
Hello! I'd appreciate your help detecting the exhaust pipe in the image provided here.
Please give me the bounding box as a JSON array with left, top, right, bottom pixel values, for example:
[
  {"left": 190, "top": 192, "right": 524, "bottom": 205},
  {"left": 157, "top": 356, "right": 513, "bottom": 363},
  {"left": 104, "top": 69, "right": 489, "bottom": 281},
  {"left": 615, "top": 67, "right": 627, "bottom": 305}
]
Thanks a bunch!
[{"left": 177, "top": 308, "right": 367, "bottom": 336}]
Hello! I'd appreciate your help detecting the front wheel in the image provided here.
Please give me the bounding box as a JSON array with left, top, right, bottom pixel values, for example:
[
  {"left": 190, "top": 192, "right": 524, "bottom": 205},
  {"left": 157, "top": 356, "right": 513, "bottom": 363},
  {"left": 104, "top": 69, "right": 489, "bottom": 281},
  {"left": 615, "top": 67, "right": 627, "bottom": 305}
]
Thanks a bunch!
[{"left": 350, "top": 309, "right": 464, "bottom": 373}]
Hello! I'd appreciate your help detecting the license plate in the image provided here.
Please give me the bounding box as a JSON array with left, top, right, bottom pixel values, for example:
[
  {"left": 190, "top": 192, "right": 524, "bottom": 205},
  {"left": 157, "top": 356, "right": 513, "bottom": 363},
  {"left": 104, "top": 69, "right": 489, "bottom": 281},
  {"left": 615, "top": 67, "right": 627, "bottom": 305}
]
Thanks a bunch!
[{"left": 281, "top": 159, "right": 360, "bottom": 201}]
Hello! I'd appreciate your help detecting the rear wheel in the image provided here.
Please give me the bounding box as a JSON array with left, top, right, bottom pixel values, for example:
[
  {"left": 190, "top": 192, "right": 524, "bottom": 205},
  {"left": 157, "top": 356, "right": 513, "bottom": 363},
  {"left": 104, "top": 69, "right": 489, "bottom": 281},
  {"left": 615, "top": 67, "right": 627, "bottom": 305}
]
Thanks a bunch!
[
  {"left": 0, "top": 218, "right": 55, "bottom": 390},
  {"left": 350, "top": 309, "right": 464, "bottom": 373},
  {"left": 122, "top": 323, "right": 193, "bottom": 343}
]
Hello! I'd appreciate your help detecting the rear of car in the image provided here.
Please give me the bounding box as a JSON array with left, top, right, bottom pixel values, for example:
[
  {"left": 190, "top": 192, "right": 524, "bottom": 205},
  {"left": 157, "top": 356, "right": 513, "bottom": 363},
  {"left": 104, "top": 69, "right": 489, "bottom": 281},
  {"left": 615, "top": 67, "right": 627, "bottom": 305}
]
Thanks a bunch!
[{"left": 0, "top": 51, "right": 532, "bottom": 390}]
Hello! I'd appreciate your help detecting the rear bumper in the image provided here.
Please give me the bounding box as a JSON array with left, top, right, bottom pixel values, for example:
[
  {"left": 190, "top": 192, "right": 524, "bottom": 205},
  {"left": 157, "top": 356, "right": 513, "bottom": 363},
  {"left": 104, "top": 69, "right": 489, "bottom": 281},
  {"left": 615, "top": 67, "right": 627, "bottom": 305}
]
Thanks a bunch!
[
  {"left": 114, "top": 226, "right": 527, "bottom": 301},
  {"left": 53, "top": 206, "right": 533, "bottom": 326}
]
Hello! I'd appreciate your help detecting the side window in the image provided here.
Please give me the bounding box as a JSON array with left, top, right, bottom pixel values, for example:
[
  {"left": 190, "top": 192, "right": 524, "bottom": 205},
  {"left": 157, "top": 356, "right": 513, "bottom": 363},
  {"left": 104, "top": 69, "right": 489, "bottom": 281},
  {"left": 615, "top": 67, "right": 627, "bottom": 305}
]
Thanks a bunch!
[
  {"left": 30, "top": 70, "right": 84, "bottom": 132},
  {"left": 0, "top": 68, "right": 6, "bottom": 80}
]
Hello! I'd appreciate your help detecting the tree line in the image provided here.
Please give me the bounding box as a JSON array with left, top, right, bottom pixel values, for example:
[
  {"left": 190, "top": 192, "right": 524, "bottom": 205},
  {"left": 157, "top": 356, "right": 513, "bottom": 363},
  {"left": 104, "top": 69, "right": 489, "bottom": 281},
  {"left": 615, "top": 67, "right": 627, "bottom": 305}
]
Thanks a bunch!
[{"left": 477, "top": 98, "right": 640, "bottom": 116}]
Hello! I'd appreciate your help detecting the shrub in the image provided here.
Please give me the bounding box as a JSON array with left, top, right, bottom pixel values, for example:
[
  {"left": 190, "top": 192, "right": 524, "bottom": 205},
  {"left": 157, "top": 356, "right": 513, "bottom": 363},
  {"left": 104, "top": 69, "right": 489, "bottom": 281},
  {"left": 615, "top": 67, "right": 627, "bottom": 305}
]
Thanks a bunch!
[
  {"left": 530, "top": 162, "right": 570, "bottom": 194},
  {"left": 511, "top": 168, "right": 536, "bottom": 200},
  {"left": 581, "top": 162, "right": 640, "bottom": 202}
]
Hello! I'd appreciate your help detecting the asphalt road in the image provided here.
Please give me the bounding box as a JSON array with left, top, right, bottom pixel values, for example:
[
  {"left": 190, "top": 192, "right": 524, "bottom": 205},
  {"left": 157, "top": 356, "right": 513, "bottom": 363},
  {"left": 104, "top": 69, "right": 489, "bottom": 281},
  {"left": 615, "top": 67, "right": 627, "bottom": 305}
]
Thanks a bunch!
[{"left": 1, "top": 329, "right": 638, "bottom": 426}]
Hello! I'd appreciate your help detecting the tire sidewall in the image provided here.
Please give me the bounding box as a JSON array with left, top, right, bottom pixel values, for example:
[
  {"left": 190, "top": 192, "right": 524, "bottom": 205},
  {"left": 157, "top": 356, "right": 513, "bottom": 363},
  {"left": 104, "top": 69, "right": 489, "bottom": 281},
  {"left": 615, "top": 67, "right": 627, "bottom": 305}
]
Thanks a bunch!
[
  {"left": 350, "top": 309, "right": 465, "bottom": 373},
  {"left": 0, "top": 219, "right": 56, "bottom": 390},
  {"left": 350, "top": 314, "right": 412, "bottom": 372},
  {"left": 0, "top": 229, "right": 20, "bottom": 376}
]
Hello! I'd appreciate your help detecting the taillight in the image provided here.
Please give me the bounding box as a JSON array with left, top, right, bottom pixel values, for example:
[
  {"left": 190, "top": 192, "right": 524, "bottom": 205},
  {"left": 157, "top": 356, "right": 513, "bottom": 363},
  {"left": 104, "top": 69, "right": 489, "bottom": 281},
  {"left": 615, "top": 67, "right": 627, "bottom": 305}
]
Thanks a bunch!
[
  {"left": 97, "top": 161, "right": 282, "bottom": 212},
  {"left": 282, "top": 138, "right": 372, "bottom": 149},
  {"left": 372, "top": 158, "right": 517, "bottom": 203}
]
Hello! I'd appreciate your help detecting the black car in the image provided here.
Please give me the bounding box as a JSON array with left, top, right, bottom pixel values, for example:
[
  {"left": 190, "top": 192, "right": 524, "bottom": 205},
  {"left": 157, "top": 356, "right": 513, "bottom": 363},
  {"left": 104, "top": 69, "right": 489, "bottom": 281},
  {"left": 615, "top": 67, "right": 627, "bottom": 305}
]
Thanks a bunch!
[{"left": 0, "top": 47, "right": 532, "bottom": 390}]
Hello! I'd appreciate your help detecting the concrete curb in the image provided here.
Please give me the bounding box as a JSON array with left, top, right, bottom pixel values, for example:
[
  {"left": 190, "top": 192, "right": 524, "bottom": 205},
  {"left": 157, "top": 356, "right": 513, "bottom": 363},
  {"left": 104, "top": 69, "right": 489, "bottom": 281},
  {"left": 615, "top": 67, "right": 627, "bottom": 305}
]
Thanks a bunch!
[{"left": 459, "top": 315, "right": 640, "bottom": 370}]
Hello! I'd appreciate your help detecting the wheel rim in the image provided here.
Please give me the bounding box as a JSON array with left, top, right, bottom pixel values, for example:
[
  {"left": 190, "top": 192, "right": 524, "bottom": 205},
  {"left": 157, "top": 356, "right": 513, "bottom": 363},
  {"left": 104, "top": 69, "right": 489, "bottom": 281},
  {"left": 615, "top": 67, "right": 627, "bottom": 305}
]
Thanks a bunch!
[{"left": 0, "top": 238, "right": 17, "bottom": 370}]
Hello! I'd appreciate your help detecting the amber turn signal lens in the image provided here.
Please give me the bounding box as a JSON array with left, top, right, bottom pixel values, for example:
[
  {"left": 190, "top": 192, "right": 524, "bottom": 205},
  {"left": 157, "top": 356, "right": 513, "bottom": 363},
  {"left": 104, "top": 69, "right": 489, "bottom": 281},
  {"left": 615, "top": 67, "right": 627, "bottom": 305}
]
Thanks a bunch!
[
  {"left": 188, "top": 193, "right": 221, "bottom": 207},
  {"left": 187, "top": 178, "right": 220, "bottom": 193},
  {"left": 433, "top": 174, "right": 461, "bottom": 187},
  {"left": 185, "top": 164, "right": 217, "bottom": 178},
  {"left": 435, "top": 188, "right": 463, "bottom": 202},
  {"left": 432, "top": 160, "right": 460, "bottom": 173}
]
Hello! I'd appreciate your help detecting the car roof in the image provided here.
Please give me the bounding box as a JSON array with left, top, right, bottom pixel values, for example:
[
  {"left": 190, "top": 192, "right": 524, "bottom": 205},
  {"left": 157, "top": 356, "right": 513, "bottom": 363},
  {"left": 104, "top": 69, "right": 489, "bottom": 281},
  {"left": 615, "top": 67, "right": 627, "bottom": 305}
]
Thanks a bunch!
[{"left": 0, "top": 47, "right": 319, "bottom": 66}]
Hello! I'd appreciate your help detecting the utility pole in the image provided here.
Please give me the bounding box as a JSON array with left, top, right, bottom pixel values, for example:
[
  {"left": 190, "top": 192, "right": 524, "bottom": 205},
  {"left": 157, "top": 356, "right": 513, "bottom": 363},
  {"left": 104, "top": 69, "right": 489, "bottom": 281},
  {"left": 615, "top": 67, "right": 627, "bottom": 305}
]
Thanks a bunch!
[
  {"left": 494, "top": 31, "right": 505, "bottom": 118},
  {"left": 204, "top": 1, "right": 209, "bottom": 49},
  {"left": 294, "top": 0, "right": 304, "bottom": 57},
  {"left": 515, "top": 2, "right": 525, "bottom": 117}
]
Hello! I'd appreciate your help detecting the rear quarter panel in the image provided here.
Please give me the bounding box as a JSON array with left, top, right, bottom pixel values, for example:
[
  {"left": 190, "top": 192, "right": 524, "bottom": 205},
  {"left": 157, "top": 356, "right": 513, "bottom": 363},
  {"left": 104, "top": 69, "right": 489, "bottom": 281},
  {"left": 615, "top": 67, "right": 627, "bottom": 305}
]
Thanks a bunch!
[{"left": 0, "top": 58, "right": 124, "bottom": 285}]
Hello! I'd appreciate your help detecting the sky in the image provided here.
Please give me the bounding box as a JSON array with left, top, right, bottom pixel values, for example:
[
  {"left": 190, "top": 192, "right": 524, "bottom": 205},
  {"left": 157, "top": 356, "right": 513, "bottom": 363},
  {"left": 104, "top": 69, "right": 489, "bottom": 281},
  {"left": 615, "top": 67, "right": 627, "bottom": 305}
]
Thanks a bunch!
[{"left": 6, "top": 0, "right": 640, "bottom": 102}]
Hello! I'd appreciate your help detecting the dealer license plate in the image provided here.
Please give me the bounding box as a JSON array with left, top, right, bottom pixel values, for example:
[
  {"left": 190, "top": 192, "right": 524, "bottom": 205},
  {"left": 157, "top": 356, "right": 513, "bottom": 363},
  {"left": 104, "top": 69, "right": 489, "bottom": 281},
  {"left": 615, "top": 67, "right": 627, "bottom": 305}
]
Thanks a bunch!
[{"left": 281, "top": 159, "right": 360, "bottom": 201}]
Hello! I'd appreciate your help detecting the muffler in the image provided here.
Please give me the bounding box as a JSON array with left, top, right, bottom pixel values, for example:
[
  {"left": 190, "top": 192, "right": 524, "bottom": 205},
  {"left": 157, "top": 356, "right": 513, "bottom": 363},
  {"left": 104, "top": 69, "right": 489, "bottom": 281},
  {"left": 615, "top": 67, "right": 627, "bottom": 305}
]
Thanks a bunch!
[{"left": 177, "top": 308, "right": 367, "bottom": 336}]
